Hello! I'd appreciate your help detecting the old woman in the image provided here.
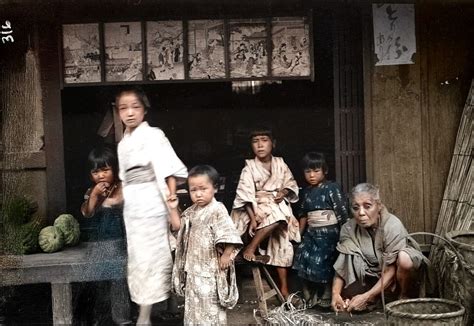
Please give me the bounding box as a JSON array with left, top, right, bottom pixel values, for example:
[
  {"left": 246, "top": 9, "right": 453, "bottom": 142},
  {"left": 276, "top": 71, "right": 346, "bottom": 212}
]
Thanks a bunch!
[{"left": 331, "top": 183, "right": 427, "bottom": 313}]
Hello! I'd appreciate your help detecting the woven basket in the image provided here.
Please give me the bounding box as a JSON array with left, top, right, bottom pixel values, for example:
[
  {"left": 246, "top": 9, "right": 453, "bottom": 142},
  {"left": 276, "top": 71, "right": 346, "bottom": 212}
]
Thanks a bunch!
[{"left": 386, "top": 298, "right": 465, "bottom": 325}]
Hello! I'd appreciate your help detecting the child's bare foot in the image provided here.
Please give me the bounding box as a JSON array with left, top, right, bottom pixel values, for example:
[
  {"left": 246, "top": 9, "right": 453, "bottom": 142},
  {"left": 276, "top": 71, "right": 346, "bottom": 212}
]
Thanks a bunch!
[{"left": 243, "top": 247, "right": 256, "bottom": 261}]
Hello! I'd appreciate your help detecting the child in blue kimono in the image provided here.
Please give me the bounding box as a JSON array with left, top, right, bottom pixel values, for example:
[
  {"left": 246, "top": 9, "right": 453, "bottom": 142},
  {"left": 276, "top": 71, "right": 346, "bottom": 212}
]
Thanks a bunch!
[{"left": 293, "top": 152, "right": 349, "bottom": 308}]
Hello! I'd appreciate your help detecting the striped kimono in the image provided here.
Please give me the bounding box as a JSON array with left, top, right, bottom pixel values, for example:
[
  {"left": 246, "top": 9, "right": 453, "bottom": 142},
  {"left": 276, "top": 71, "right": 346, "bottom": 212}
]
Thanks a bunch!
[
  {"left": 231, "top": 156, "right": 300, "bottom": 267},
  {"left": 173, "top": 199, "right": 243, "bottom": 325}
]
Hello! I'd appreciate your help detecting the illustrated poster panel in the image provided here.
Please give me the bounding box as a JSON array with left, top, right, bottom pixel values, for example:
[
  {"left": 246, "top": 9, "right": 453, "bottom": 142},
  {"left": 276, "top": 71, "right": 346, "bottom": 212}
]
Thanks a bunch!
[
  {"left": 146, "top": 21, "right": 184, "bottom": 80},
  {"left": 104, "top": 22, "right": 143, "bottom": 81},
  {"left": 373, "top": 4, "right": 416, "bottom": 66},
  {"left": 188, "top": 20, "right": 225, "bottom": 79},
  {"left": 62, "top": 24, "right": 101, "bottom": 83},
  {"left": 271, "top": 17, "right": 311, "bottom": 77},
  {"left": 229, "top": 19, "right": 268, "bottom": 78}
]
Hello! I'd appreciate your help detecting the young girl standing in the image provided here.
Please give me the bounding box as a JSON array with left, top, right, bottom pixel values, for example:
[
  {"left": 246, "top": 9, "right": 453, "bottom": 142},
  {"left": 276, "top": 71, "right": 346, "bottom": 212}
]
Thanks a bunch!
[
  {"left": 81, "top": 146, "right": 130, "bottom": 325},
  {"left": 116, "top": 87, "right": 187, "bottom": 325},
  {"left": 292, "top": 152, "right": 349, "bottom": 308},
  {"left": 173, "top": 165, "right": 242, "bottom": 325}
]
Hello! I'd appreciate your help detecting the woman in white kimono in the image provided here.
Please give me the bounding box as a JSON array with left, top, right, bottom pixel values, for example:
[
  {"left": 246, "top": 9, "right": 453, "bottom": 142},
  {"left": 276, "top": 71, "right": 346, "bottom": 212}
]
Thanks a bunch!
[{"left": 116, "top": 87, "right": 187, "bottom": 325}]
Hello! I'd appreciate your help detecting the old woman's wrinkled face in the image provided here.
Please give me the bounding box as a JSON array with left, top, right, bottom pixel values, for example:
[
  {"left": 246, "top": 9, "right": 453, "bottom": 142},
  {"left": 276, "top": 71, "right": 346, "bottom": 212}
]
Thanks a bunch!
[{"left": 351, "top": 192, "right": 381, "bottom": 229}]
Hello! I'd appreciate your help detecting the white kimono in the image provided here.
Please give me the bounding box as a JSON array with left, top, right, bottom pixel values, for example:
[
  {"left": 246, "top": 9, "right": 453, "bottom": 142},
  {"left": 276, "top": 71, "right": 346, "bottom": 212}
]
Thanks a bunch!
[{"left": 118, "top": 121, "right": 187, "bottom": 305}]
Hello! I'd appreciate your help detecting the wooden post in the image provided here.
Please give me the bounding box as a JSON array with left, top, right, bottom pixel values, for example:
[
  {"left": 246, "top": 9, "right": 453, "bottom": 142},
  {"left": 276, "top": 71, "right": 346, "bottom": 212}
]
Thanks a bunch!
[
  {"left": 252, "top": 266, "right": 268, "bottom": 318},
  {"left": 51, "top": 283, "right": 72, "bottom": 325}
]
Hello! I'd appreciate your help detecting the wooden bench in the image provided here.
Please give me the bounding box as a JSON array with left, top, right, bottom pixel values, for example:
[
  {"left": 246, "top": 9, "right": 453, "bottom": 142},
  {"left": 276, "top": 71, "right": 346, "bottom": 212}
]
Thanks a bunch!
[
  {"left": 251, "top": 263, "right": 285, "bottom": 318},
  {"left": 235, "top": 256, "right": 285, "bottom": 319},
  {"left": 0, "top": 240, "right": 128, "bottom": 325}
]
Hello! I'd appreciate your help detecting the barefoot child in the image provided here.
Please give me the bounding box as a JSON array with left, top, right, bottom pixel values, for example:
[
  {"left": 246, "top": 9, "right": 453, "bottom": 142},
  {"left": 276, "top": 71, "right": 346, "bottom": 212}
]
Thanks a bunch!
[
  {"left": 293, "top": 152, "right": 349, "bottom": 308},
  {"left": 173, "top": 165, "right": 243, "bottom": 324},
  {"left": 81, "top": 146, "right": 131, "bottom": 324},
  {"left": 231, "top": 127, "right": 300, "bottom": 298},
  {"left": 116, "top": 87, "right": 187, "bottom": 325}
]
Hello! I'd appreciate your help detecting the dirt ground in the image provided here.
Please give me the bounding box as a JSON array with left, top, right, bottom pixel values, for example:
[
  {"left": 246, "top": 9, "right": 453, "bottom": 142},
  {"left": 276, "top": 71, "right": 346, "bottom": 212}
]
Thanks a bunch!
[{"left": 1, "top": 265, "right": 387, "bottom": 325}]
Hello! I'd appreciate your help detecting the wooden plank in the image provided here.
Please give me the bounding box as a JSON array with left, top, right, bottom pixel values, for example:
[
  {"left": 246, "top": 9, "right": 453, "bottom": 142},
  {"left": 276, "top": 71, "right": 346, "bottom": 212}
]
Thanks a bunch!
[
  {"left": 251, "top": 266, "right": 268, "bottom": 318},
  {"left": 51, "top": 283, "right": 72, "bottom": 325},
  {"left": 0, "top": 241, "right": 127, "bottom": 286},
  {"left": 261, "top": 265, "right": 284, "bottom": 303},
  {"left": 361, "top": 4, "right": 374, "bottom": 181},
  {"left": 0, "top": 151, "right": 46, "bottom": 170},
  {"left": 38, "top": 22, "right": 67, "bottom": 220}
]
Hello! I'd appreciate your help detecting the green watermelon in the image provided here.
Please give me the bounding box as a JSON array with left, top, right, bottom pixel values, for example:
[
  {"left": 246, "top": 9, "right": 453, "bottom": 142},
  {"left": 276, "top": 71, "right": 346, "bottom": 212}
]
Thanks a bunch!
[
  {"left": 38, "top": 226, "right": 64, "bottom": 253},
  {"left": 53, "top": 214, "right": 80, "bottom": 246}
]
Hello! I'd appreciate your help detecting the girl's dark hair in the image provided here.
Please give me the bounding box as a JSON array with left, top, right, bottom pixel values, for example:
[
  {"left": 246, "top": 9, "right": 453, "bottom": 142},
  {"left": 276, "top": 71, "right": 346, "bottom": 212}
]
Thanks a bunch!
[
  {"left": 188, "top": 164, "right": 220, "bottom": 188},
  {"left": 301, "top": 152, "right": 328, "bottom": 174},
  {"left": 115, "top": 86, "right": 151, "bottom": 110},
  {"left": 87, "top": 146, "right": 118, "bottom": 178},
  {"left": 249, "top": 126, "right": 274, "bottom": 141}
]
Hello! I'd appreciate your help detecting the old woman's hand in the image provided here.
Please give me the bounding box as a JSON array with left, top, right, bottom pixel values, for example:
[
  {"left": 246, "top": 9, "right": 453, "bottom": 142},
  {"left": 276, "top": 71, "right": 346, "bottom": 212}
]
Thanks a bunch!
[{"left": 347, "top": 293, "right": 371, "bottom": 312}]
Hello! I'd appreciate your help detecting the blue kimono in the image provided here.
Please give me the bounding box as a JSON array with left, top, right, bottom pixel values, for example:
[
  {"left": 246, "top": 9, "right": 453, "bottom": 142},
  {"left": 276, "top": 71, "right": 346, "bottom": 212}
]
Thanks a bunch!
[{"left": 293, "top": 181, "right": 349, "bottom": 283}]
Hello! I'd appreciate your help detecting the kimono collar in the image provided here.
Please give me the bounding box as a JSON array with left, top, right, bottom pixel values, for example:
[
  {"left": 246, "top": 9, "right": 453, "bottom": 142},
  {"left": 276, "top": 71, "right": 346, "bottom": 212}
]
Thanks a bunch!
[
  {"left": 192, "top": 197, "right": 217, "bottom": 212},
  {"left": 123, "top": 121, "right": 149, "bottom": 138}
]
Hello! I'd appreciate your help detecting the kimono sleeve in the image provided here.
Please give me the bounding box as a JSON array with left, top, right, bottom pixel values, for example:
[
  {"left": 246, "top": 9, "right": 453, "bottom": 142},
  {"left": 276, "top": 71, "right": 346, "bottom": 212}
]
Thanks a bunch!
[
  {"left": 281, "top": 162, "right": 299, "bottom": 203},
  {"left": 382, "top": 216, "right": 409, "bottom": 265},
  {"left": 232, "top": 165, "right": 257, "bottom": 210},
  {"left": 328, "top": 182, "right": 349, "bottom": 225},
  {"left": 148, "top": 128, "right": 188, "bottom": 182},
  {"left": 211, "top": 203, "right": 243, "bottom": 247},
  {"left": 117, "top": 142, "right": 126, "bottom": 185},
  {"left": 297, "top": 187, "right": 309, "bottom": 218}
]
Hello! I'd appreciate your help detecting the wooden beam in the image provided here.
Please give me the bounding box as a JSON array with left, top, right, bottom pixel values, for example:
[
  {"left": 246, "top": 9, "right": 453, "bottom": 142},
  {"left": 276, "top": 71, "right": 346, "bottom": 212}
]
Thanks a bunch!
[
  {"left": 37, "top": 22, "right": 66, "bottom": 219},
  {"left": 0, "top": 151, "right": 46, "bottom": 170}
]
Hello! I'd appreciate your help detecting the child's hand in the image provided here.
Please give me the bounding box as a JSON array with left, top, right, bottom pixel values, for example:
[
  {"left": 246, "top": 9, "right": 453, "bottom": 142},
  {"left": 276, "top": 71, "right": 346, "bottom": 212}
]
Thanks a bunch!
[
  {"left": 167, "top": 194, "right": 179, "bottom": 210},
  {"left": 219, "top": 252, "right": 233, "bottom": 270},
  {"left": 274, "top": 189, "right": 288, "bottom": 203},
  {"left": 249, "top": 220, "right": 258, "bottom": 237},
  {"left": 92, "top": 182, "right": 110, "bottom": 198}
]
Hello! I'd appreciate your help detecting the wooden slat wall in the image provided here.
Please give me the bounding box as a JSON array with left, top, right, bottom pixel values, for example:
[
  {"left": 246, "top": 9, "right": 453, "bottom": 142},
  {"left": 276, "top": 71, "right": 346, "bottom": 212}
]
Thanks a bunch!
[
  {"left": 363, "top": 3, "right": 473, "bottom": 232},
  {"left": 334, "top": 7, "right": 366, "bottom": 194}
]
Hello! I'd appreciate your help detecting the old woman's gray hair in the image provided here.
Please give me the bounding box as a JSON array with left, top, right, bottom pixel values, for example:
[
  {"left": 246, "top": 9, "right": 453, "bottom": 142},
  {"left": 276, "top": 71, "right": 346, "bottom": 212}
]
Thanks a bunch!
[{"left": 351, "top": 182, "right": 381, "bottom": 202}]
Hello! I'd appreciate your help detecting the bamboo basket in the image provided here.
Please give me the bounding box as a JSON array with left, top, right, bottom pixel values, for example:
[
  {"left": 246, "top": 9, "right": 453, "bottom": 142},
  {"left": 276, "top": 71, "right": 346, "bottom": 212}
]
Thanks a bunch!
[
  {"left": 384, "top": 233, "right": 467, "bottom": 325},
  {"left": 444, "top": 231, "right": 474, "bottom": 325},
  {"left": 386, "top": 298, "right": 465, "bottom": 326}
]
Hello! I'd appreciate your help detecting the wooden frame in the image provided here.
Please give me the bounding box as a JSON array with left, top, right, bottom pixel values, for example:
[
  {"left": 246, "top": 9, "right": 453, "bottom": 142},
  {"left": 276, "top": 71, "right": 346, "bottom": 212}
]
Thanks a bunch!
[{"left": 61, "top": 16, "right": 314, "bottom": 87}]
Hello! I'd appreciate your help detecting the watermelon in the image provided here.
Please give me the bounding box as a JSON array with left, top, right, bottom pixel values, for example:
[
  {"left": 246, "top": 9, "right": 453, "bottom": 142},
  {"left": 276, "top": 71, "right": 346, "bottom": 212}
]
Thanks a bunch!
[
  {"left": 38, "top": 226, "right": 64, "bottom": 253},
  {"left": 53, "top": 214, "right": 80, "bottom": 246}
]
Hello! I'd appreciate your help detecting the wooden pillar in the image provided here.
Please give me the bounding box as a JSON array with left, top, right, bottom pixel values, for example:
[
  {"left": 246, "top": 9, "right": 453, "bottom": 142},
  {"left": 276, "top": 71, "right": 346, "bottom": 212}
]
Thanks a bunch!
[{"left": 37, "top": 22, "right": 66, "bottom": 219}]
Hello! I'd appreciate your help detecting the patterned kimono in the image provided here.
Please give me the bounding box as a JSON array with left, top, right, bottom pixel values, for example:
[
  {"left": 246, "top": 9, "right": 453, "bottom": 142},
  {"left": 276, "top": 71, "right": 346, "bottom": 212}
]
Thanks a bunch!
[
  {"left": 231, "top": 156, "right": 300, "bottom": 267},
  {"left": 118, "top": 121, "right": 187, "bottom": 305},
  {"left": 333, "top": 206, "right": 426, "bottom": 288},
  {"left": 173, "top": 199, "right": 243, "bottom": 325},
  {"left": 293, "top": 181, "right": 349, "bottom": 283}
]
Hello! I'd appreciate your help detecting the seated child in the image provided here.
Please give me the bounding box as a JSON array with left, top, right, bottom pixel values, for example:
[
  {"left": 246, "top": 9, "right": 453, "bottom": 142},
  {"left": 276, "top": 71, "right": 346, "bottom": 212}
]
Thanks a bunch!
[
  {"left": 231, "top": 127, "right": 300, "bottom": 298},
  {"left": 293, "top": 152, "right": 349, "bottom": 308},
  {"left": 81, "top": 146, "right": 131, "bottom": 325},
  {"left": 173, "top": 165, "right": 243, "bottom": 325}
]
